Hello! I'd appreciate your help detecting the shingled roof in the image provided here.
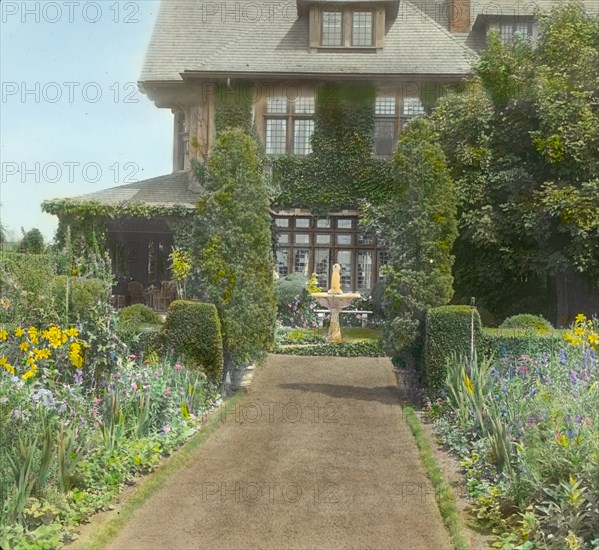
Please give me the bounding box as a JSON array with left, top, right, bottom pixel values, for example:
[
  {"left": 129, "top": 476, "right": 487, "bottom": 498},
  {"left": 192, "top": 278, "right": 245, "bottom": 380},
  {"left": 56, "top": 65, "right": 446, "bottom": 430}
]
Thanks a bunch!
[
  {"left": 55, "top": 171, "right": 198, "bottom": 210},
  {"left": 139, "top": 0, "right": 477, "bottom": 83}
]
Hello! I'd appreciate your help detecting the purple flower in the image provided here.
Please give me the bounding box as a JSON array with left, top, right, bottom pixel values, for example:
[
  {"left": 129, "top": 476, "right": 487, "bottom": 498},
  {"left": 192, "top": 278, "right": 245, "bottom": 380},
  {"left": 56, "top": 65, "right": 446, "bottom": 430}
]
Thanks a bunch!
[
  {"left": 569, "top": 370, "right": 579, "bottom": 385},
  {"left": 559, "top": 348, "right": 568, "bottom": 365},
  {"left": 74, "top": 369, "right": 83, "bottom": 384}
]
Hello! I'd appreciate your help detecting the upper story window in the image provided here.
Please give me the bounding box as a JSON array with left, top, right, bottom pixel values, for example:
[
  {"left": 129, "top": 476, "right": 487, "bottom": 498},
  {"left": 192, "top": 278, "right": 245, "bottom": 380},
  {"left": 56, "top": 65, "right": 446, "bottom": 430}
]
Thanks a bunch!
[
  {"left": 174, "top": 111, "right": 189, "bottom": 171},
  {"left": 315, "top": 7, "right": 379, "bottom": 49},
  {"left": 265, "top": 95, "right": 315, "bottom": 156},
  {"left": 488, "top": 21, "right": 538, "bottom": 45},
  {"left": 352, "top": 11, "right": 373, "bottom": 46},
  {"left": 322, "top": 12, "right": 342, "bottom": 46},
  {"left": 374, "top": 97, "right": 397, "bottom": 157}
]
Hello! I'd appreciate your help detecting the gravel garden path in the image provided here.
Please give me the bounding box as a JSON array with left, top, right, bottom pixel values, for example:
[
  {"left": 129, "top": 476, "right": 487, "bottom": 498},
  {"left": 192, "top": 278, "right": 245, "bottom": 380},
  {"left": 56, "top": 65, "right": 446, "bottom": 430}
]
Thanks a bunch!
[{"left": 106, "top": 355, "right": 452, "bottom": 550}]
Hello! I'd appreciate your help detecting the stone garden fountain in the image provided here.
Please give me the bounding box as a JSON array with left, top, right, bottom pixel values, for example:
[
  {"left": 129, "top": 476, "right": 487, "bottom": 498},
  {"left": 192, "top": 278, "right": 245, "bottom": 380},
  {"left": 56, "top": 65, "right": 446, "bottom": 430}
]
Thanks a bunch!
[{"left": 310, "top": 264, "right": 360, "bottom": 343}]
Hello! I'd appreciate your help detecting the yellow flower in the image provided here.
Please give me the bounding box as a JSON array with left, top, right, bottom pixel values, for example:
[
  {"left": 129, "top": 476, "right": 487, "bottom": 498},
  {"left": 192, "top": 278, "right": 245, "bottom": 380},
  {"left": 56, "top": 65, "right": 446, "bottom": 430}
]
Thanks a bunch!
[
  {"left": 572, "top": 337, "right": 583, "bottom": 346},
  {"left": 588, "top": 333, "right": 598, "bottom": 346},
  {"left": 556, "top": 434, "right": 569, "bottom": 448},
  {"left": 14, "top": 327, "right": 24, "bottom": 338},
  {"left": 65, "top": 327, "right": 79, "bottom": 338},
  {"left": 19, "top": 342, "right": 30, "bottom": 352},
  {"left": 22, "top": 367, "right": 36, "bottom": 380},
  {"left": 575, "top": 314, "right": 586, "bottom": 324},
  {"left": 574, "top": 327, "right": 584, "bottom": 336},
  {"left": 27, "top": 326, "right": 39, "bottom": 344},
  {"left": 463, "top": 374, "right": 475, "bottom": 395},
  {"left": 68, "top": 342, "right": 84, "bottom": 369},
  {"left": 1, "top": 356, "right": 16, "bottom": 375},
  {"left": 42, "top": 325, "right": 65, "bottom": 348},
  {"left": 33, "top": 348, "right": 51, "bottom": 361},
  {"left": 563, "top": 332, "right": 573, "bottom": 342},
  {"left": 3, "top": 364, "right": 16, "bottom": 375},
  {"left": 0, "top": 330, "right": 8, "bottom": 341}
]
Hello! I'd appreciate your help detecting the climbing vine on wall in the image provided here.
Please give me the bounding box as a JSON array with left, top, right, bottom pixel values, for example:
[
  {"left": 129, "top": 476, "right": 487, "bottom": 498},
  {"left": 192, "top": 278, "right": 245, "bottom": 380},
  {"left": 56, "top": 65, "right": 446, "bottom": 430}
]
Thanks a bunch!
[{"left": 272, "top": 83, "right": 394, "bottom": 211}]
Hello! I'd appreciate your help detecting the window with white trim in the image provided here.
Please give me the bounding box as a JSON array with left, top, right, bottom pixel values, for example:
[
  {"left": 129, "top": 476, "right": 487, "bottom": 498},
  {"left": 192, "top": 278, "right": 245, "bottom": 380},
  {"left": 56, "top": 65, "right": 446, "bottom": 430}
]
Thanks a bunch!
[{"left": 265, "top": 95, "right": 315, "bottom": 156}]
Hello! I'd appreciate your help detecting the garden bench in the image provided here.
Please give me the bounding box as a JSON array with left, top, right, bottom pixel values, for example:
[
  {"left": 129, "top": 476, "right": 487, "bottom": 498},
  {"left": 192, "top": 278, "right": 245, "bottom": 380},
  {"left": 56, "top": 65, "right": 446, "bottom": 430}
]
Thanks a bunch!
[{"left": 315, "top": 309, "right": 373, "bottom": 328}]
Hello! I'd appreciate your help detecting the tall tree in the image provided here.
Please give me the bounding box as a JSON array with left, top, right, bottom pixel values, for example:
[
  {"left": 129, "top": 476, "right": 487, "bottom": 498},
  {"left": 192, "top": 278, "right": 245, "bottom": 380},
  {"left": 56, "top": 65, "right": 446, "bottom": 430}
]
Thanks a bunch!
[
  {"left": 433, "top": 1, "right": 599, "bottom": 324},
  {"left": 362, "top": 117, "right": 458, "bottom": 361},
  {"left": 18, "top": 227, "right": 45, "bottom": 254},
  {"left": 193, "top": 129, "right": 277, "bottom": 375}
]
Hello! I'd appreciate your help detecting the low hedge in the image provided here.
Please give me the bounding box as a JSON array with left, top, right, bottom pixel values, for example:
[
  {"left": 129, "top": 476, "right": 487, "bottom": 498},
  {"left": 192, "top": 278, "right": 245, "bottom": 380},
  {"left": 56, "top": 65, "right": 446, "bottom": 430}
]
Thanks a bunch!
[
  {"left": 119, "top": 304, "right": 163, "bottom": 327},
  {"left": 481, "top": 328, "right": 563, "bottom": 359},
  {"left": 274, "top": 340, "right": 385, "bottom": 357},
  {"left": 162, "top": 300, "right": 224, "bottom": 383},
  {"left": 422, "top": 305, "right": 482, "bottom": 394},
  {"left": 499, "top": 313, "right": 553, "bottom": 332}
]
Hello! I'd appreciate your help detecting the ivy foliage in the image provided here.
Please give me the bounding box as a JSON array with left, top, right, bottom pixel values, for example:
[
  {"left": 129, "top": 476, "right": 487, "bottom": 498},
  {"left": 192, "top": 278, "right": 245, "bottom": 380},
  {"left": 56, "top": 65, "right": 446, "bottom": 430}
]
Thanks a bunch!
[
  {"left": 193, "top": 129, "right": 277, "bottom": 372},
  {"left": 362, "top": 117, "right": 458, "bottom": 360},
  {"left": 431, "top": 1, "right": 599, "bottom": 322},
  {"left": 214, "top": 82, "right": 254, "bottom": 135},
  {"left": 272, "top": 83, "right": 394, "bottom": 211}
]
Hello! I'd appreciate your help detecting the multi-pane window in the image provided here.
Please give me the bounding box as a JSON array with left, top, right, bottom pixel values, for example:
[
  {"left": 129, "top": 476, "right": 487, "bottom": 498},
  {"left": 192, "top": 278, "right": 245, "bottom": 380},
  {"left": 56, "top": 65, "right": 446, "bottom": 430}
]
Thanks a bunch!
[
  {"left": 265, "top": 96, "right": 315, "bottom": 155},
  {"left": 400, "top": 96, "right": 426, "bottom": 132},
  {"left": 352, "top": 11, "right": 373, "bottom": 46},
  {"left": 377, "top": 249, "right": 391, "bottom": 280},
  {"left": 174, "top": 111, "right": 189, "bottom": 171},
  {"left": 322, "top": 12, "right": 342, "bottom": 46},
  {"left": 498, "top": 22, "right": 535, "bottom": 44},
  {"left": 374, "top": 97, "right": 397, "bottom": 157},
  {"left": 274, "top": 216, "right": 383, "bottom": 291}
]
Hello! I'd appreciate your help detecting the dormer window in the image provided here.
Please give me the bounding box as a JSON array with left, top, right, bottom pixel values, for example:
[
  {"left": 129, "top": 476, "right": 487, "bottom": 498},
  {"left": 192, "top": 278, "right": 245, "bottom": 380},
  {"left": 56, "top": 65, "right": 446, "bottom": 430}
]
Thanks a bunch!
[
  {"left": 487, "top": 20, "right": 538, "bottom": 45},
  {"left": 322, "top": 12, "right": 342, "bottom": 46},
  {"left": 311, "top": 6, "right": 383, "bottom": 49},
  {"left": 352, "top": 12, "right": 373, "bottom": 47}
]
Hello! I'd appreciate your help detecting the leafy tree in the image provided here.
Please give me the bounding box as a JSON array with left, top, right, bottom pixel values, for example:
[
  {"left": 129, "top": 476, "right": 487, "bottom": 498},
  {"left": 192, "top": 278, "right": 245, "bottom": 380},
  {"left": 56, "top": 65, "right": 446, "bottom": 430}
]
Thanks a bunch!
[
  {"left": 432, "top": 1, "right": 599, "bottom": 324},
  {"left": 193, "top": 129, "right": 277, "bottom": 375},
  {"left": 362, "top": 118, "right": 457, "bottom": 361},
  {"left": 18, "top": 227, "right": 45, "bottom": 254},
  {"left": 0, "top": 223, "right": 6, "bottom": 245}
]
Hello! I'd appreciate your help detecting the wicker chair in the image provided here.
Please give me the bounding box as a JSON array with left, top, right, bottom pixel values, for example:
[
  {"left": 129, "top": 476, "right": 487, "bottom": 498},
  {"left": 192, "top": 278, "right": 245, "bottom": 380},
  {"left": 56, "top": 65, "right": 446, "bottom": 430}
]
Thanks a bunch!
[
  {"left": 155, "top": 280, "right": 176, "bottom": 311},
  {"left": 127, "top": 281, "right": 144, "bottom": 305}
]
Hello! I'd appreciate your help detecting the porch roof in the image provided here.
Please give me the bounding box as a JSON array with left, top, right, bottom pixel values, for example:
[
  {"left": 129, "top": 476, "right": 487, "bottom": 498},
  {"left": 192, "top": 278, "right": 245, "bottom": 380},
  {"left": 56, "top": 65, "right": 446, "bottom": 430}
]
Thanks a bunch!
[{"left": 69, "top": 171, "right": 198, "bottom": 208}]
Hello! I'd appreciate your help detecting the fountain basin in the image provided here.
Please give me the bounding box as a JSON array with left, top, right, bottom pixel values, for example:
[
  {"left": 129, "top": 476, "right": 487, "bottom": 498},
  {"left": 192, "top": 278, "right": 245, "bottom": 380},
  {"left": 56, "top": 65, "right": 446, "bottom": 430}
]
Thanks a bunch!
[{"left": 311, "top": 292, "right": 361, "bottom": 343}]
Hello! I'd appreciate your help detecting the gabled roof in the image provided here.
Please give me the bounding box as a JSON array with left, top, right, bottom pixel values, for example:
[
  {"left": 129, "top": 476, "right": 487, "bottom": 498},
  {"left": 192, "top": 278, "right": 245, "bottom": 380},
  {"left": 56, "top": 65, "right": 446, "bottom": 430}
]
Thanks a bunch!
[
  {"left": 51, "top": 172, "right": 198, "bottom": 210},
  {"left": 140, "top": 0, "right": 477, "bottom": 83}
]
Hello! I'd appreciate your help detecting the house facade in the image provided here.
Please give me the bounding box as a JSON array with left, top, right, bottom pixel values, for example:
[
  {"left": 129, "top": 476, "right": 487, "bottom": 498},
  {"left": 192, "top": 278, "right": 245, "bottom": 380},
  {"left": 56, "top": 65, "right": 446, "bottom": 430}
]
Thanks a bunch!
[{"left": 44, "top": 0, "right": 570, "bottom": 300}]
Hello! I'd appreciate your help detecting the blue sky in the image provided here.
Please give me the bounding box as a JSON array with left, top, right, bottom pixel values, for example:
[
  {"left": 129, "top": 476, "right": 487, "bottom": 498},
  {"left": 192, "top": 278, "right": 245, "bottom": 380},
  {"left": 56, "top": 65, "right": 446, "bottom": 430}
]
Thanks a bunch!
[{"left": 0, "top": 0, "right": 172, "bottom": 241}]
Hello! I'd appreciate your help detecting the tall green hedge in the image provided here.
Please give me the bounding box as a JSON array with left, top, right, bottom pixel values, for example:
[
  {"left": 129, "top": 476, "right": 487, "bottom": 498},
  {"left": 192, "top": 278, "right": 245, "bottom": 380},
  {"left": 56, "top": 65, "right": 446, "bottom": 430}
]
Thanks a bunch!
[
  {"left": 162, "top": 300, "right": 224, "bottom": 383},
  {"left": 423, "top": 305, "right": 482, "bottom": 393}
]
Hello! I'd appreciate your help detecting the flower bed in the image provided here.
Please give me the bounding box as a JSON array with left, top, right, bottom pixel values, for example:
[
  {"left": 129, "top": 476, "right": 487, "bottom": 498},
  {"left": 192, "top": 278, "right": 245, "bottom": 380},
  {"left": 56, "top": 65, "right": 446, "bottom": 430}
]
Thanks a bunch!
[
  {"left": 0, "top": 323, "right": 220, "bottom": 549},
  {"left": 429, "top": 315, "right": 599, "bottom": 549}
]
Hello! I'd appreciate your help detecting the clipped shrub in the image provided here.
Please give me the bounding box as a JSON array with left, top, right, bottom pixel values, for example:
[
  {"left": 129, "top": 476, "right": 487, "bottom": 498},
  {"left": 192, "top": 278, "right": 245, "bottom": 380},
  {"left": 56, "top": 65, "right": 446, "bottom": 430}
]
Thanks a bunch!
[
  {"left": 481, "top": 328, "right": 562, "bottom": 359},
  {"left": 126, "top": 328, "right": 166, "bottom": 357},
  {"left": 423, "top": 305, "right": 482, "bottom": 393},
  {"left": 52, "top": 276, "right": 109, "bottom": 324},
  {"left": 499, "top": 313, "right": 553, "bottom": 333},
  {"left": 118, "top": 304, "right": 162, "bottom": 327},
  {"left": 162, "top": 300, "right": 224, "bottom": 383}
]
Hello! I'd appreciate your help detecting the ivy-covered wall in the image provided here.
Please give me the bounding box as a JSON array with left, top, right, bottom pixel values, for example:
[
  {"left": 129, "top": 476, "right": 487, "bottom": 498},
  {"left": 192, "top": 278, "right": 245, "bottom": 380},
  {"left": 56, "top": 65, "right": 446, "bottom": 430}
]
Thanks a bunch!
[{"left": 211, "top": 81, "right": 394, "bottom": 213}]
